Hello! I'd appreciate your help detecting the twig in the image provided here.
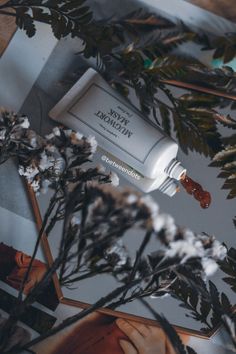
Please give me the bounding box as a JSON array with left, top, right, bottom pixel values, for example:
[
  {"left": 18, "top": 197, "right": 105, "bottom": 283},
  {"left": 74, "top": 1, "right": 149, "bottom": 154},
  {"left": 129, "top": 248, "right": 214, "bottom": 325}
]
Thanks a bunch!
[{"left": 121, "top": 230, "right": 152, "bottom": 301}]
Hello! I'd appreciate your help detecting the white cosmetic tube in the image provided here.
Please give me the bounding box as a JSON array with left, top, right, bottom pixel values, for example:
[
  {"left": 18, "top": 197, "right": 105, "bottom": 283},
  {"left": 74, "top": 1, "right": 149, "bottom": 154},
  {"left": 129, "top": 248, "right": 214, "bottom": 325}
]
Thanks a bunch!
[{"left": 49, "top": 68, "right": 185, "bottom": 196}]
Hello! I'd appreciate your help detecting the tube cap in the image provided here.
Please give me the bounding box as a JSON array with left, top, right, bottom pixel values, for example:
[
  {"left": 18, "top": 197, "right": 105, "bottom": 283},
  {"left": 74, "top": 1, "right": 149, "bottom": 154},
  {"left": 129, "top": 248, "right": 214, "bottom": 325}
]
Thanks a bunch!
[
  {"left": 165, "top": 159, "right": 186, "bottom": 180},
  {"left": 159, "top": 177, "right": 179, "bottom": 197}
]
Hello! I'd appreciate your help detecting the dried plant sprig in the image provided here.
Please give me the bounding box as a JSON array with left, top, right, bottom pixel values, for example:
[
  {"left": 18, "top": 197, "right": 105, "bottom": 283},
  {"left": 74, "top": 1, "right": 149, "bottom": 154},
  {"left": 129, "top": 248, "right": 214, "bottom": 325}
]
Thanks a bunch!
[{"left": 0, "top": 108, "right": 43, "bottom": 165}]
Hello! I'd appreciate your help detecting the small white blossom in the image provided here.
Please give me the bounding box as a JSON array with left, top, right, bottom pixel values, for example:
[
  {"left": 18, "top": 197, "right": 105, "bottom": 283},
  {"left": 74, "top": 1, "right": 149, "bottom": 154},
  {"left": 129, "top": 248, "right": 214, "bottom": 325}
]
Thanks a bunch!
[
  {"left": 182, "top": 229, "right": 195, "bottom": 240},
  {"left": 202, "top": 258, "right": 218, "bottom": 276},
  {"left": 31, "top": 179, "right": 40, "bottom": 192},
  {"left": 39, "top": 151, "right": 54, "bottom": 171},
  {"left": 52, "top": 127, "right": 61, "bottom": 136},
  {"left": 20, "top": 117, "right": 30, "bottom": 129},
  {"left": 105, "top": 240, "right": 128, "bottom": 267},
  {"left": 97, "top": 164, "right": 106, "bottom": 173},
  {"left": 0, "top": 128, "right": 6, "bottom": 140},
  {"left": 166, "top": 238, "right": 204, "bottom": 263},
  {"left": 127, "top": 194, "right": 138, "bottom": 204},
  {"left": 152, "top": 214, "right": 166, "bottom": 232},
  {"left": 211, "top": 241, "right": 227, "bottom": 260},
  {"left": 71, "top": 216, "right": 81, "bottom": 227},
  {"left": 75, "top": 131, "right": 83, "bottom": 140},
  {"left": 153, "top": 214, "right": 179, "bottom": 239},
  {"left": 110, "top": 172, "right": 119, "bottom": 186},
  {"left": 19, "top": 165, "right": 39, "bottom": 180},
  {"left": 87, "top": 135, "right": 97, "bottom": 153}
]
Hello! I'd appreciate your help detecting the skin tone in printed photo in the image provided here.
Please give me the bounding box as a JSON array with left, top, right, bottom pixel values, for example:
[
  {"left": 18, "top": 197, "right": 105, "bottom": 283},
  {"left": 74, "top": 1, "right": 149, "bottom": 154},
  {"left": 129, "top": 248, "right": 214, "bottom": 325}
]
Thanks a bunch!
[
  {"left": 34, "top": 313, "right": 189, "bottom": 354},
  {"left": 116, "top": 318, "right": 187, "bottom": 354}
]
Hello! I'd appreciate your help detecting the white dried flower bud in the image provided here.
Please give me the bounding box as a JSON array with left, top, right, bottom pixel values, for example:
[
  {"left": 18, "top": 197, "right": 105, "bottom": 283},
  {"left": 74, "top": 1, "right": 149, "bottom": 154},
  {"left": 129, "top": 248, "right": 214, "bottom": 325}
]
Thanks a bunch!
[
  {"left": 39, "top": 151, "right": 54, "bottom": 171},
  {"left": 211, "top": 241, "right": 227, "bottom": 260},
  {"left": 31, "top": 179, "right": 40, "bottom": 192},
  {"left": 152, "top": 214, "right": 166, "bottom": 232},
  {"left": 0, "top": 128, "right": 6, "bottom": 140},
  {"left": 166, "top": 238, "right": 204, "bottom": 262},
  {"left": 20, "top": 117, "right": 30, "bottom": 129},
  {"left": 110, "top": 172, "right": 119, "bottom": 186},
  {"left": 202, "top": 258, "right": 218, "bottom": 276},
  {"left": 87, "top": 135, "right": 97, "bottom": 153},
  {"left": 52, "top": 127, "right": 61, "bottom": 136},
  {"left": 127, "top": 194, "right": 138, "bottom": 204},
  {"left": 19, "top": 165, "right": 39, "bottom": 180},
  {"left": 71, "top": 216, "right": 81, "bottom": 227},
  {"left": 75, "top": 131, "right": 83, "bottom": 140},
  {"left": 97, "top": 164, "right": 106, "bottom": 173}
]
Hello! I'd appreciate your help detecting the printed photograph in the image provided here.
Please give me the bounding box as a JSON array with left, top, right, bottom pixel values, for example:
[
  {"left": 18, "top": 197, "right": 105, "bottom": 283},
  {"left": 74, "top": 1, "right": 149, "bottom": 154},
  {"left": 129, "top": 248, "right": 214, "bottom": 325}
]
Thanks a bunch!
[
  {"left": 0, "top": 0, "right": 16, "bottom": 56},
  {"left": 32, "top": 312, "right": 189, "bottom": 354},
  {"left": 0, "top": 162, "right": 59, "bottom": 312},
  {"left": 0, "top": 242, "right": 58, "bottom": 310}
]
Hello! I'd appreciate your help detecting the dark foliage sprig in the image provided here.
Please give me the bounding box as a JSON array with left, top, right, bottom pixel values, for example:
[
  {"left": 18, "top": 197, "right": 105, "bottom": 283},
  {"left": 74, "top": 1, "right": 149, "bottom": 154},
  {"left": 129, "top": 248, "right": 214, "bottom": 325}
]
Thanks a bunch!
[
  {"left": 203, "top": 32, "right": 236, "bottom": 64},
  {"left": 219, "top": 247, "right": 236, "bottom": 293},
  {"left": 0, "top": 0, "right": 93, "bottom": 39},
  {"left": 2, "top": 1, "right": 236, "bottom": 185},
  {"left": 210, "top": 134, "right": 236, "bottom": 199}
]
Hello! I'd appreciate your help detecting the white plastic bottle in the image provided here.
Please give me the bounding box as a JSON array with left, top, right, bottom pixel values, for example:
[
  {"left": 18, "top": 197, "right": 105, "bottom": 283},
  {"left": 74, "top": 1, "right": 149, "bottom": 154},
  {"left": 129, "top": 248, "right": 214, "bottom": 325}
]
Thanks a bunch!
[{"left": 49, "top": 68, "right": 186, "bottom": 196}]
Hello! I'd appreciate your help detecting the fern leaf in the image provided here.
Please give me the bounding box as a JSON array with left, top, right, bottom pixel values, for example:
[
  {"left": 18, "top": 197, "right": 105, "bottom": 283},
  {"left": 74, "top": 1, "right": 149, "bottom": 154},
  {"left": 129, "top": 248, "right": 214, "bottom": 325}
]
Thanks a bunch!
[
  {"left": 146, "top": 56, "right": 187, "bottom": 80},
  {"left": 210, "top": 144, "right": 236, "bottom": 198}
]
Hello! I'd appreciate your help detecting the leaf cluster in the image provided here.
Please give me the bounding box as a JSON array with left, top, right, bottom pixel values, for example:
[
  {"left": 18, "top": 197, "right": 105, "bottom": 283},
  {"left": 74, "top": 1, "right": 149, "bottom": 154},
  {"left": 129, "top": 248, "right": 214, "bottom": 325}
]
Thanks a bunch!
[
  {"left": 205, "top": 33, "right": 236, "bottom": 64},
  {"left": 2, "top": 0, "right": 93, "bottom": 39},
  {"left": 170, "top": 278, "right": 232, "bottom": 332},
  {"left": 183, "top": 65, "right": 236, "bottom": 93},
  {"left": 210, "top": 134, "right": 236, "bottom": 199},
  {"left": 3, "top": 1, "right": 234, "bottom": 164},
  {"left": 219, "top": 247, "right": 236, "bottom": 293}
]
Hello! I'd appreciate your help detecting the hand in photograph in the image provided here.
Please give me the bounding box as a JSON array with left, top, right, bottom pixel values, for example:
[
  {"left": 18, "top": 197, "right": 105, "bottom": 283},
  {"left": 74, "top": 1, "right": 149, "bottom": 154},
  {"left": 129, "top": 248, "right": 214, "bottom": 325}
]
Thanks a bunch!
[
  {"left": 116, "top": 318, "right": 188, "bottom": 354},
  {"left": 116, "top": 318, "right": 167, "bottom": 354}
]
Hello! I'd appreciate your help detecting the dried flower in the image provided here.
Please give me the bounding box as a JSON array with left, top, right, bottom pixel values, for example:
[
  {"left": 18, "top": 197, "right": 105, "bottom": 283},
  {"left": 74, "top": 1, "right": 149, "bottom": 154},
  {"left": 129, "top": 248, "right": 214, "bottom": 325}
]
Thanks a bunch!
[
  {"left": 127, "top": 194, "right": 138, "bottom": 204},
  {"left": 52, "top": 127, "right": 61, "bottom": 136},
  {"left": 110, "top": 172, "right": 119, "bottom": 186},
  {"left": 0, "top": 128, "right": 6, "bottom": 140},
  {"left": 201, "top": 258, "right": 218, "bottom": 276},
  {"left": 104, "top": 239, "right": 129, "bottom": 269},
  {"left": 165, "top": 238, "right": 204, "bottom": 262},
  {"left": 19, "top": 116, "right": 30, "bottom": 129},
  {"left": 87, "top": 135, "right": 97, "bottom": 153},
  {"left": 71, "top": 216, "right": 81, "bottom": 227},
  {"left": 18, "top": 165, "right": 39, "bottom": 181}
]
